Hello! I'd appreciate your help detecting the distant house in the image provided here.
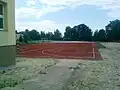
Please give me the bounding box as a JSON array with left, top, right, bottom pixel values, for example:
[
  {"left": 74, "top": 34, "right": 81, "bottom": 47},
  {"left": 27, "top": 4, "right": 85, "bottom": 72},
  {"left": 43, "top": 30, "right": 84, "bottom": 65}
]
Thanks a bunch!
[{"left": 0, "top": 0, "right": 15, "bottom": 66}]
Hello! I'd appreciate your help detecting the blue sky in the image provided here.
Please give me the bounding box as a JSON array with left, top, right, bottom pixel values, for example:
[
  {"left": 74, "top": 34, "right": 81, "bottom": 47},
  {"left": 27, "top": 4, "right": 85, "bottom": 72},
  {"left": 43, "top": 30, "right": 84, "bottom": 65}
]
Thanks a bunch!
[{"left": 15, "top": 0, "right": 120, "bottom": 34}]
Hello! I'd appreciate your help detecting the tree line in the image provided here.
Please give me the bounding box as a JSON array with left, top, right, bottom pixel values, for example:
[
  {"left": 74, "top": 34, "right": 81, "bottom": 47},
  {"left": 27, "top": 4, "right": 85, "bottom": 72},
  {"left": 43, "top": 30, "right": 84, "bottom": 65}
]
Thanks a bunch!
[
  {"left": 17, "top": 29, "right": 63, "bottom": 43},
  {"left": 17, "top": 19, "right": 120, "bottom": 43}
]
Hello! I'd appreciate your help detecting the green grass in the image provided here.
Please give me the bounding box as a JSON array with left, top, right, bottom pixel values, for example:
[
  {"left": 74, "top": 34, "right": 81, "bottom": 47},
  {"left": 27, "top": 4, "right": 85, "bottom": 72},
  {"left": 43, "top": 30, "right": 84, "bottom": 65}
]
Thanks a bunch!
[{"left": 0, "top": 71, "right": 23, "bottom": 89}]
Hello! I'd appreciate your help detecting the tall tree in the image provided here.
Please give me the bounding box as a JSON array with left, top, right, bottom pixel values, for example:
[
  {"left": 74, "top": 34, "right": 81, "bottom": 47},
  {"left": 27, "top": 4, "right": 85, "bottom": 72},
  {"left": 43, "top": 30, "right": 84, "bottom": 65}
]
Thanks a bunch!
[
  {"left": 28, "top": 29, "right": 40, "bottom": 40},
  {"left": 106, "top": 19, "right": 120, "bottom": 42},
  {"left": 98, "top": 29, "right": 106, "bottom": 41},
  {"left": 40, "top": 31, "right": 46, "bottom": 40},
  {"left": 19, "top": 35, "right": 24, "bottom": 42},
  {"left": 15, "top": 30, "right": 18, "bottom": 34},
  {"left": 46, "top": 32, "right": 54, "bottom": 40},
  {"left": 23, "top": 29, "right": 31, "bottom": 43},
  {"left": 53, "top": 29, "right": 62, "bottom": 40},
  {"left": 64, "top": 26, "right": 72, "bottom": 41},
  {"left": 77, "top": 24, "right": 92, "bottom": 41},
  {"left": 64, "top": 24, "right": 92, "bottom": 41},
  {"left": 93, "top": 30, "right": 99, "bottom": 41},
  {"left": 70, "top": 27, "right": 79, "bottom": 41}
]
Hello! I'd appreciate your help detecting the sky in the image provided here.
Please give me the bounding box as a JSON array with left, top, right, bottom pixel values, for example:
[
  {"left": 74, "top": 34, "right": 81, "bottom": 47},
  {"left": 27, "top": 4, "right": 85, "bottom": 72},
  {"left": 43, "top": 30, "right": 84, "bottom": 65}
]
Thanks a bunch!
[{"left": 15, "top": 0, "right": 120, "bottom": 34}]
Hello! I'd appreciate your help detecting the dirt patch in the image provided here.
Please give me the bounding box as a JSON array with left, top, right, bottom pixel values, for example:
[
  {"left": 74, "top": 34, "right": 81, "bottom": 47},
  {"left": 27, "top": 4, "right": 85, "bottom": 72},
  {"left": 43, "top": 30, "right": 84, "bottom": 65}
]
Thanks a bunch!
[
  {"left": 65, "top": 43, "right": 120, "bottom": 90},
  {"left": 96, "top": 42, "right": 106, "bottom": 49},
  {"left": 0, "top": 58, "right": 56, "bottom": 89},
  {"left": 1, "top": 43, "right": 120, "bottom": 90}
]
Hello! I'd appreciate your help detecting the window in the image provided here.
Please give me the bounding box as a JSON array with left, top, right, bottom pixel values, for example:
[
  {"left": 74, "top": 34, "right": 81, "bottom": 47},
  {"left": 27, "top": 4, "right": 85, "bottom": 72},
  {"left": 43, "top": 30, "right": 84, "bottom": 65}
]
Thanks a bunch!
[{"left": 0, "top": 3, "right": 4, "bottom": 30}]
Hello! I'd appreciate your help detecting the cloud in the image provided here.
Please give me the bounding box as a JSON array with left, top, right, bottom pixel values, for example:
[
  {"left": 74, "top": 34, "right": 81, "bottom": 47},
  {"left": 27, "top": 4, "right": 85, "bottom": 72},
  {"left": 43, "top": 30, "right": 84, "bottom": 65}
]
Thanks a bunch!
[
  {"left": 16, "top": 0, "right": 120, "bottom": 20},
  {"left": 15, "top": 0, "right": 120, "bottom": 32},
  {"left": 16, "top": 20, "right": 64, "bottom": 32},
  {"left": 39, "top": 0, "right": 120, "bottom": 18},
  {"left": 15, "top": 0, "right": 65, "bottom": 20},
  {"left": 39, "top": 0, "right": 118, "bottom": 9},
  {"left": 15, "top": 7, "right": 38, "bottom": 20},
  {"left": 25, "top": 0, "right": 37, "bottom": 6}
]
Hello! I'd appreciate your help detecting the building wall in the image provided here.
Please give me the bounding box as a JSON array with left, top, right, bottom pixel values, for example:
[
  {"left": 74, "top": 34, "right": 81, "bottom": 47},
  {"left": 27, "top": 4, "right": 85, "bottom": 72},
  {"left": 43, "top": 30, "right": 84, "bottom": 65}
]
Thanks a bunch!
[
  {"left": 0, "top": 0, "right": 16, "bottom": 66},
  {"left": 0, "top": 0, "right": 15, "bottom": 46}
]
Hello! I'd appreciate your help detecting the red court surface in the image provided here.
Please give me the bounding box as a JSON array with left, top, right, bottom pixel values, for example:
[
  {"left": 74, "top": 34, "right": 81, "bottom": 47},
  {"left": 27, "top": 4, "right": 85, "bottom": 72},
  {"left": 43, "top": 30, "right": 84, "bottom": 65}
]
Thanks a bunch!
[{"left": 19, "top": 42, "right": 102, "bottom": 60}]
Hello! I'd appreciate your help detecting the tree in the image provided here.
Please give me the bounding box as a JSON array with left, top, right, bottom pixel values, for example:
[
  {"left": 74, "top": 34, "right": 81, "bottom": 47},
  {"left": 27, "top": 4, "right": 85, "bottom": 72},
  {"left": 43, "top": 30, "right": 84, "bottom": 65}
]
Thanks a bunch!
[
  {"left": 93, "top": 29, "right": 106, "bottom": 41},
  {"left": 64, "top": 24, "right": 92, "bottom": 41},
  {"left": 15, "top": 30, "right": 18, "bottom": 34},
  {"left": 98, "top": 29, "right": 106, "bottom": 41},
  {"left": 16, "top": 19, "right": 120, "bottom": 42},
  {"left": 64, "top": 26, "right": 78, "bottom": 41},
  {"left": 53, "top": 29, "right": 62, "bottom": 40},
  {"left": 64, "top": 26, "right": 72, "bottom": 41},
  {"left": 23, "top": 29, "right": 31, "bottom": 43},
  {"left": 93, "top": 30, "right": 99, "bottom": 41},
  {"left": 40, "top": 31, "right": 46, "bottom": 40},
  {"left": 105, "top": 19, "right": 120, "bottom": 42},
  {"left": 77, "top": 24, "right": 92, "bottom": 41},
  {"left": 71, "top": 26, "right": 79, "bottom": 41},
  {"left": 23, "top": 34, "right": 29, "bottom": 43},
  {"left": 19, "top": 35, "right": 23, "bottom": 42},
  {"left": 46, "top": 32, "right": 54, "bottom": 40},
  {"left": 28, "top": 29, "right": 40, "bottom": 40}
]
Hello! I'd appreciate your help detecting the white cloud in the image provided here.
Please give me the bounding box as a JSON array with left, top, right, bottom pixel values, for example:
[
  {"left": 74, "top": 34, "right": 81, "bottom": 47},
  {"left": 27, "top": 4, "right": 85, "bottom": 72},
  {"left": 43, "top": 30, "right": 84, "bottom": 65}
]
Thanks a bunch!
[
  {"left": 25, "top": 0, "right": 37, "bottom": 6},
  {"left": 107, "top": 9, "right": 120, "bottom": 18},
  {"left": 16, "top": 0, "right": 120, "bottom": 21},
  {"left": 16, "top": 20, "right": 63, "bottom": 32},
  {"left": 15, "top": 0, "right": 65, "bottom": 20},
  {"left": 15, "top": 0, "right": 120, "bottom": 32},
  {"left": 39, "top": 0, "right": 118, "bottom": 9},
  {"left": 39, "top": 0, "right": 120, "bottom": 18},
  {"left": 15, "top": 7, "right": 38, "bottom": 20}
]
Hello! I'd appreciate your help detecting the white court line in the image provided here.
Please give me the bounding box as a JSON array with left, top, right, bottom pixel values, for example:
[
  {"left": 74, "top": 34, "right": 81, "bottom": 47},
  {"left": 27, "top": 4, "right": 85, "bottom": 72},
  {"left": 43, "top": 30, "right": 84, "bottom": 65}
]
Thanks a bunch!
[
  {"left": 91, "top": 43, "right": 95, "bottom": 59},
  {"left": 41, "top": 44, "right": 94, "bottom": 59},
  {"left": 20, "top": 44, "right": 63, "bottom": 53},
  {"left": 92, "top": 46, "right": 95, "bottom": 59},
  {"left": 21, "top": 43, "right": 95, "bottom": 59},
  {"left": 20, "top": 48, "right": 43, "bottom": 54},
  {"left": 42, "top": 44, "right": 64, "bottom": 56}
]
